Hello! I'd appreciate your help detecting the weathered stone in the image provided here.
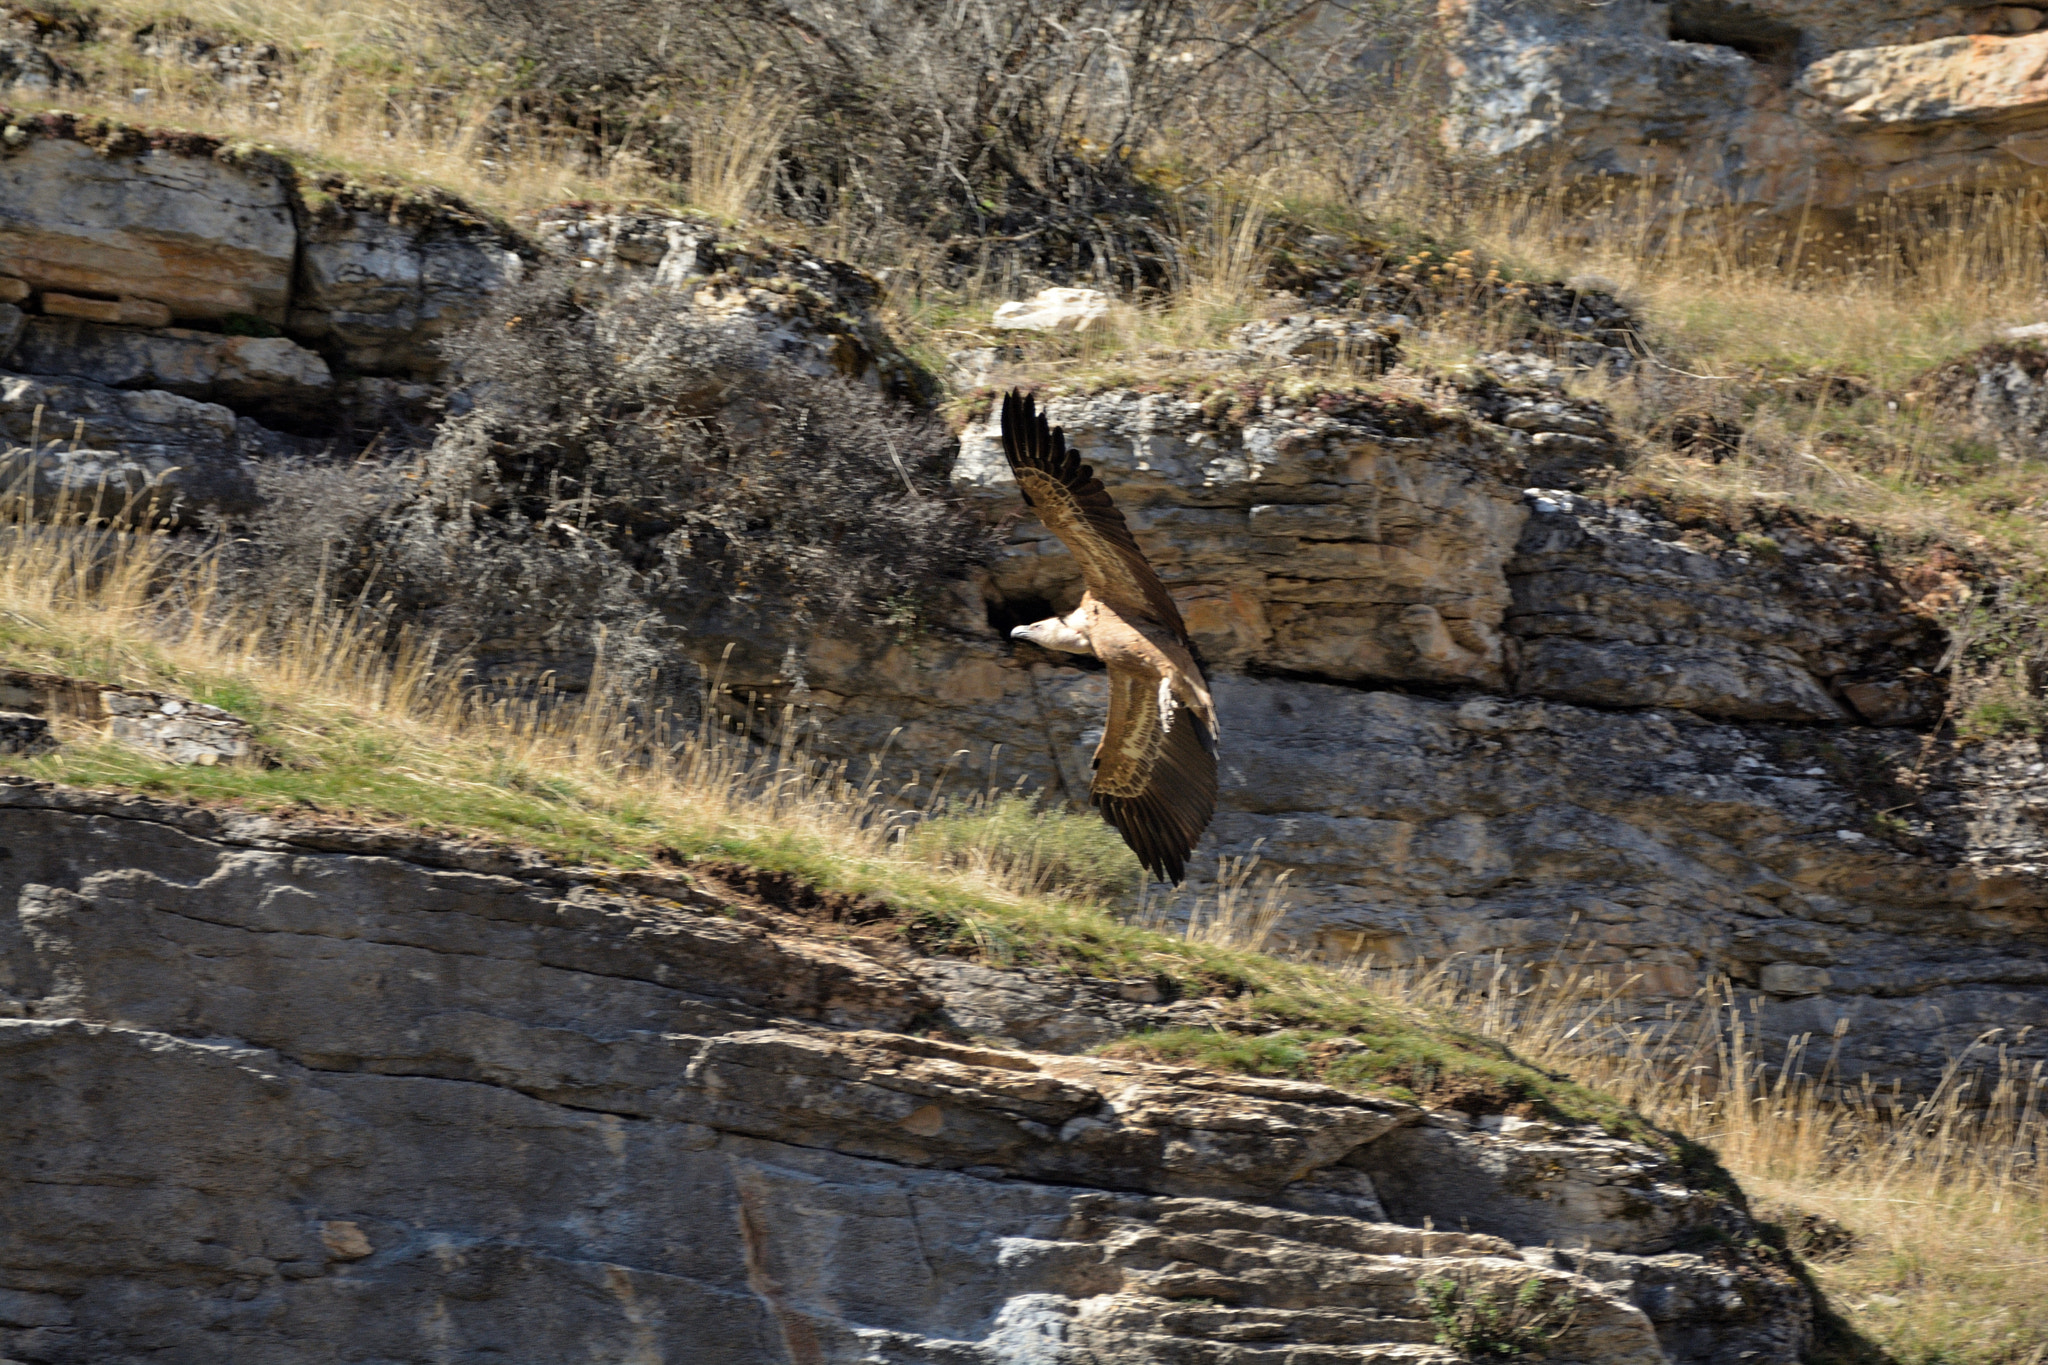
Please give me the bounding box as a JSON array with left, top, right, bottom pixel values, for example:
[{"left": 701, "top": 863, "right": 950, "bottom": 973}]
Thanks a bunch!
[
  {"left": 0, "top": 301, "right": 20, "bottom": 358},
  {"left": 1800, "top": 31, "right": 2048, "bottom": 127},
  {"left": 1198, "top": 677, "right": 2048, "bottom": 1091},
  {"left": 531, "top": 208, "right": 914, "bottom": 391},
  {"left": 1366, "top": 1113, "right": 1714, "bottom": 1253},
  {"left": 99, "top": 689, "right": 252, "bottom": 765},
  {"left": 1437, "top": 0, "right": 2048, "bottom": 231},
  {"left": 1760, "top": 962, "right": 1831, "bottom": 996},
  {"left": 954, "top": 389, "right": 1529, "bottom": 686},
  {"left": 40, "top": 291, "right": 171, "bottom": 327},
  {"left": 0, "top": 136, "right": 295, "bottom": 323},
  {"left": 0, "top": 371, "right": 260, "bottom": 520},
  {"left": 14, "top": 316, "right": 332, "bottom": 422},
  {"left": 1921, "top": 342, "right": 2048, "bottom": 461},
  {"left": 1233, "top": 313, "right": 1399, "bottom": 368},
  {"left": 0, "top": 275, "right": 28, "bottom": 303},
  {"left": 0, "top": 781, "right": 1812, "bottom": 1364},
  {"left": 0, "top": 711, "right": 50, "bottom": 754},
  {"left": 1507, "top": 490, "right": 1943, "bottom": 722},
  {"left": 993, "top": 286, "right": 1110, "bottom": 332},
  {"left": 0, "top": 36, "right": 70, "bottom": 92},
  {"left": 0, "top": 668, "right": 251, "bottom": 763},
  {"left": 290, "top": 199, "right": 524, "bottom": 378}
]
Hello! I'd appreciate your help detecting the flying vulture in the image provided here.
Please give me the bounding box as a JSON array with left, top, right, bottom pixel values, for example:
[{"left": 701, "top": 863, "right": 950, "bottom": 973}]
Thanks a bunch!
[{"left": 999, "top": 389, "right": 1219, "bottom": 884}]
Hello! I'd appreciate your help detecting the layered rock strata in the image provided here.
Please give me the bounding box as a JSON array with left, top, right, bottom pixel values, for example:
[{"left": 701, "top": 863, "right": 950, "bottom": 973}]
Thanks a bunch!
[
  {"left": 581, "top": 374, "right": 2033, "bottom": 1097},
  {"left": 1439, "top": 0, "right": 2048, "bottom": 228},
  {"left": 0, "top": 125, "right": 911, "bottom": 508},
  {"left": 0, "top": 780, "right": 1810, "bottom": 1364}
]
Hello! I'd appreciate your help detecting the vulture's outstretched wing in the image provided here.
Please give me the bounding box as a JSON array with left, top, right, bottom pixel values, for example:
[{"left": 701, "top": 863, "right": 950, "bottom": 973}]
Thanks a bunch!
[
  {"left": 1000, "top": 390, "right": 1187, "bottom": 635},
  {"left": 1093, "top": 666, "right": 1218, "bottom": 885}
]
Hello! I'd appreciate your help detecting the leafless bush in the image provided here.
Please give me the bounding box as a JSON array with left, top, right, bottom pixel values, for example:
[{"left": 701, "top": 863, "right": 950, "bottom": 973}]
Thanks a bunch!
[
  {"left": 226, "top": 457, "right": 413, "bottom": 628},
  {"left": 448, "top": 0, "right": 1440, "bottom": 284},
  {"left": 255, "top": 269, "right": 991, "bottom": 695}
]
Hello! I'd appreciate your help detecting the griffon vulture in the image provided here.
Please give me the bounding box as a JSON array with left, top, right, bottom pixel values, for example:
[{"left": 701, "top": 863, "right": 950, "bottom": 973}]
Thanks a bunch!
[{"left": 999, "top": 389, "right": 1218, "bottom": 884}]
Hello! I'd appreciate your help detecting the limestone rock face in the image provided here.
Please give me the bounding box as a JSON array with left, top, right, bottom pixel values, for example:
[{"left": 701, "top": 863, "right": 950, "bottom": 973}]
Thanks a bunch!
[
  {"left": 13, "top": 316, "right": 333, "bottom": 423},
  {"left": 0, "top": 781, "right": 1811, "bottom": 1364},
  {"left": 373, "top": 363, "right": 2044, "bottom": 1095},
  {"left": 1438, "top": 0, "right": 2048, "bottom": 226},
  {"left": 0, "top": 136, "right": 296, "bottom": 323},
  {"left": 0, "top": 121, "right": 530, "bottom": 448},
  {"left": 688, "top": 386, "right": 2020, "bottom": 1097},
  {"left": 955, "top": 390, "right": 1530, "bottom": 687},
  {"left": 0, "top": 371, "right": 260, "bottom": 519},
  {"left": 291, "top": 197, "right": 525, "bottom": 378},
  {"left": 1508, "top": 491, "right": 1944, "bottom": 723}
]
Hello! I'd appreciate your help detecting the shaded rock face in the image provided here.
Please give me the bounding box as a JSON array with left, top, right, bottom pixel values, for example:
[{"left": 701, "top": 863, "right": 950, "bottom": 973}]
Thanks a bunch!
[
  {"left": 1439, "top": 0, "right": 2048, "bottom": 228},
  {"left": 1508, "top": 491, "right": 1945, "bottom": 724},
  {"left": 0, "top": 371, "right": 265, "bottom": 520},
  {"left": 0, "top": 782, "right": 1811, "bottom": 1363},
  {"left": 13, "top": 316, "right": 333, "bottom": 427},
  {"left": 561, "top": 381, "right": 2026, "bottom": 1097},
  {"left": 290, "top": 194, "right": 525, "bottom": 377}
]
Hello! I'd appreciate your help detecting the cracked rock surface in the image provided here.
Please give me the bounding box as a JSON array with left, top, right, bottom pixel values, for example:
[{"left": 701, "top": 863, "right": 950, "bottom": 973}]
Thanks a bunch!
[{"left": 0, "top": 780, "right": 1809, "bottom": 1363}]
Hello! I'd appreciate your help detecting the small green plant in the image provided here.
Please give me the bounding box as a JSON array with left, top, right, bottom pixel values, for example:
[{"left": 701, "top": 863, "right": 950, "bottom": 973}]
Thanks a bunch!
[
  {"left": 220, "top": 312, "right": 282, "bottom": 338},
  {"left": 193, "top": 677, "right": 266, "bottom": 720},
  {"left": 1420, "top": 1276, "right": 1581, "bottom": 1358},
  {"left": 1735, "top": 530, "right": 1783, "bottom": 561},
  {"left": 906, "top": 793, "right": 1141, "bottom": 902}
]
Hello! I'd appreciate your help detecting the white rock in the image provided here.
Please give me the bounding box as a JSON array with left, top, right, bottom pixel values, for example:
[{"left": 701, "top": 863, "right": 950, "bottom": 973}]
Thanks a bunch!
[{"left": 992, "top": 287, "right": 1109, "bottom": 333}]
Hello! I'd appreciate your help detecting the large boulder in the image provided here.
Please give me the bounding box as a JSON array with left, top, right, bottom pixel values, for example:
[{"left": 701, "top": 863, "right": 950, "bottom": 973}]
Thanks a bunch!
[
  {"left": 1438, "top": 0, "right": 2048, "bottom": 229},
  {"left": 0, "top": 133, "right": 296, "bottom": 324}
]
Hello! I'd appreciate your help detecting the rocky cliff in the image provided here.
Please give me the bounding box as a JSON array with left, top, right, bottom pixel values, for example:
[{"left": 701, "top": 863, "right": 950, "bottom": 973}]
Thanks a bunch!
[
  {"left": 680, "top": 380, "right": 2045, "bottom": 1100},
  {"left": 1440, "top": 0, "right": 2048, "bottom": 229},
  {"left": 6, "top": 120, "right": 2041, "bottom": 1101},
  {"left": 0, "top": 780, "right": 1812, "bottom": 1363},
  {"left": 0, "top": 104, "right": 2039, "bottom": 1362}
]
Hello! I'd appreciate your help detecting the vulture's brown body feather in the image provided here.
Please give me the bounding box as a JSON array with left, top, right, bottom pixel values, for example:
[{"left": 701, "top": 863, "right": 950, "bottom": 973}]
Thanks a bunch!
[{"left": 998, "top": 390, "right": 1219, "bottom": 883}]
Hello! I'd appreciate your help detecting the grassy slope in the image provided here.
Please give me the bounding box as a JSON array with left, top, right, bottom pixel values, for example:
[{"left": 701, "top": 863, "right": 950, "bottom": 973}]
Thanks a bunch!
[{"left": 0, "top": 531, "right": 1665, "bottom": 1151}]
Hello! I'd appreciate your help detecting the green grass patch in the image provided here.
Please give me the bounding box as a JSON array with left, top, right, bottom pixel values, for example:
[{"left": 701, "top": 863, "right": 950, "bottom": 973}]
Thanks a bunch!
[{"left": 0, "top": 606, "right": 1678, "bottom": 1147}]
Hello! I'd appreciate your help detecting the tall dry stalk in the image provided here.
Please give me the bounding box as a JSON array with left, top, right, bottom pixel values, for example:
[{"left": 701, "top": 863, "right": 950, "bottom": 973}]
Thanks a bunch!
[{"left": 686, "top": 82, "right": 796, "bottom": 225}]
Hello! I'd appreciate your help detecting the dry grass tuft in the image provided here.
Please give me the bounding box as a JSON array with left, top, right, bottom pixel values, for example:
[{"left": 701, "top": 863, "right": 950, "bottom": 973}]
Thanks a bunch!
[{"left": 1365, "top": 953, "right": 2048, "bottom": 1365}]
